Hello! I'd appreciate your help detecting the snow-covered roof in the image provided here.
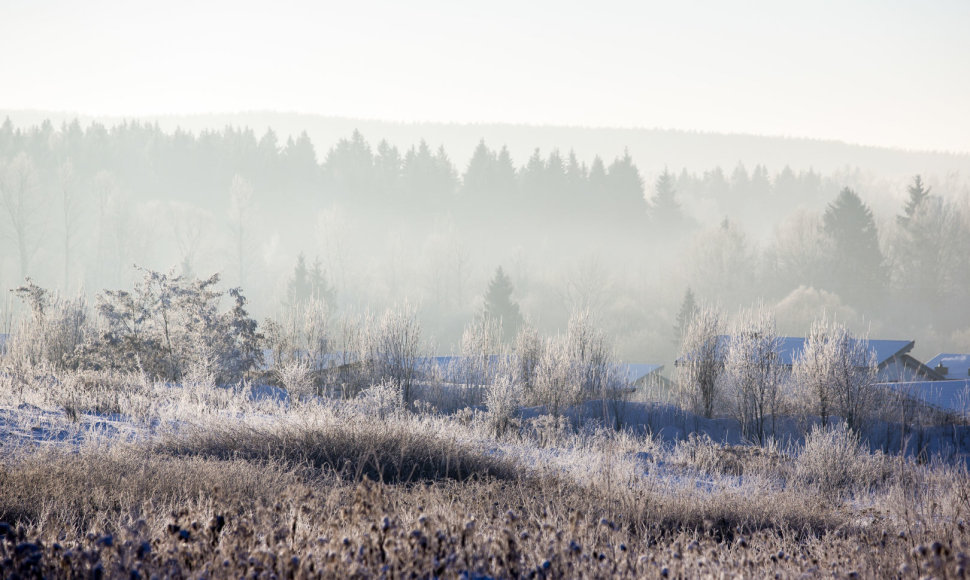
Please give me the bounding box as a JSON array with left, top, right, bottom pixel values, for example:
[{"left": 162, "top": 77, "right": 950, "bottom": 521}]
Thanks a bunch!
[
  {"left": 677, "top": 336, "right": 913, "bottom": 367},
  {"left": 773, "top": 337, "right": 913, "bottom": 366},
  {"left": 925, "top": 354, "right": 970, "bottom": 380},
  {"left": 882, "top": 380, "right": 970, "bottom": 414},
  {"left": 619, "top": 363, "right": 663, "bottom": 383}
]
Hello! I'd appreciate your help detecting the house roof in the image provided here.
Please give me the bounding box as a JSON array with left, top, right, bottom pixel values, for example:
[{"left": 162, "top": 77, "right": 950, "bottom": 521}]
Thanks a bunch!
[
  {"left": 925, "top": 354, "right": 970, "bottom": 380},
  {"left": 619, "top": 363, "right": 663, "bottom": 384},
  {"left": 881, "top": 379, "right": 970, "bottom": 414},
  {"left": 417, "top": 356, "right": 664, "bottom": 385},
  {"left": 677, "top": 336, "right": 914, "bottom": 367},
  {"left": 775, "top": 337, "right": 913, "bottom": 366}
]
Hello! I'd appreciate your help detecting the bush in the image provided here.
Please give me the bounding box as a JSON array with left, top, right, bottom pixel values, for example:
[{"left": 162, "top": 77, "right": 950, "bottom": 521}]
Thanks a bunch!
[
  {"left": 485, "top": 371, "right": 522, "bottom": 436},
  {"left": 83, "top": 269, "right": 263, "bottom": 384},
  {"left": 5, "top": 270, "right": 263, "bottom": 386},
  {"left": 6, "top": 279, "right": 87, "bottom": 373},
  {"left": 276, "top": 357, "right": 315, "bottom": 397},
  {"left": 795, "top": 422, "right": 886, "bottom": 494},
  {"left": 357, "top": 380, "right": 405, "bottom": 421}
]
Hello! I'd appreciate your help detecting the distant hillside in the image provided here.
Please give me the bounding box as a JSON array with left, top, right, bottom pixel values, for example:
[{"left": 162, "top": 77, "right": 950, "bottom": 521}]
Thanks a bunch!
[{"left": 4, "top": 109, "right": 969, "bottom": 179}]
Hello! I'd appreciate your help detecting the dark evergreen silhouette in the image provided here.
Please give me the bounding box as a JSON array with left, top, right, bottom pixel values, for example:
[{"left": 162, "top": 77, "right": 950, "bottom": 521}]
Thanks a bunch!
[
  {"left": 822, "top": 187, "right": 887, "bottom": 309},
  {"left": 650, "top": 167, "right": 686, "bottom": 232},
  {"left": 286, "top": 253, "right": 335, "bottom": 309},
  {"left": 482, "top": 267, "right": 524, "bottom": 343},
  {"left": 898, "top": 174, "right": 931, "bottom": 226}
]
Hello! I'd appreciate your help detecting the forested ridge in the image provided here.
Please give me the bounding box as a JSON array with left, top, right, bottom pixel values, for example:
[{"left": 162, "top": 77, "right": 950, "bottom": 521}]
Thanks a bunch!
[{"left": 1, "top": 117, "right": 969, "bottom": 361}]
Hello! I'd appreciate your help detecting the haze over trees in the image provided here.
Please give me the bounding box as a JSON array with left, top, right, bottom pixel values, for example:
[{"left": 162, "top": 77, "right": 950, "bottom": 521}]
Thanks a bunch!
[{"left": 1, "top": 117, "right": 970, "bottom": 361}]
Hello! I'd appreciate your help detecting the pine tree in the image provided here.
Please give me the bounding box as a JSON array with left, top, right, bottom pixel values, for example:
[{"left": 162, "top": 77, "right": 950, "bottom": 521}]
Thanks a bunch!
[
  {"left": 822, "top": 187, "right": 886, "bottom": 308},
  {"left": 462, "top": 139, "right": 496, "bottom": 196},
  {"left": 286, "top": 253, "right": 310, "bottom": 309},
  {"left": 651, "top": 167, "right": 682, "bottom": 225},
  {"left": 483, "top": 266, "right": 524, "bottom": 342},
  {"left": 606, "top": 148, "right": 646, "bottom": 212},
  {"left": 898, "top": 174, "right": 931, "bottom": 226}
]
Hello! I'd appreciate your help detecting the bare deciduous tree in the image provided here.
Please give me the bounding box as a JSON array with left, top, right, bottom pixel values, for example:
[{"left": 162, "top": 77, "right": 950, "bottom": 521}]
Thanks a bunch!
[
  {"left": 227, "top": 175, "right": 255, "bottom": 288},
  {"left": 362, "top": 304, "right": 422, "bottom": 406},
  {"left": 58, "top": 160, "right": 85, "bottom": 291},
  {"left": 792, "top": 315, "right": 877, "bottom": 431},
  {"left": 722, "top": 306, "right": 782, "bottom": 444},
  {"left": 677, "top": 305, "right": 723, "bottom": 418},
  {"left": 460, "top": 314, "right": 503, "bottom": 396},
  {"left": 1, "top": 153, "right": 46, "bottom": 279}
]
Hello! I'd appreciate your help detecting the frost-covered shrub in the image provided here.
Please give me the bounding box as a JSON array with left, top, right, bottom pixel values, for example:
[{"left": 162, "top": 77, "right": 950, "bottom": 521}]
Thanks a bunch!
[
  {"left": 80, "top": 269, "right": 262, "bottom": 384},
  {"left": 795, "top": 422, "right": 886, "bottom": 493},
  {"left": 360, "top": 305, "right": 422, "bottom": 405},
  {"left": 566, "top": 310, "right": 619, "bottom": 394},
  {"left": 358, "top": 380, "right": 404, "bottom": 420},
  {"left": 263, "top": 297, "right": 331, "bottom": 372},
  {"left": 276, "top": 357, "right": 315, "bottom": 397},
  {"left": 524, "top": 312, "right": 623, "bottom": 419},
  {"left": 525, "top": 413, "right": 572, "bottom": 447},
  {"left": 530, "top": 337, "right": 581, "bottom": 417},
  {"left": 513, "top": 323, "right": 541, "bottom": 392},
  {"left": 6, "top": 279, "right": 88, "bottom": 373},
  {"left": 460, "top": 315, "right": 503, "bottom": 392},
  {"left": 672, "top": 432, "right": 739, "bottom": 476},
  {"left": 485, "top": 371, "right": 522, "bottom": 436}
]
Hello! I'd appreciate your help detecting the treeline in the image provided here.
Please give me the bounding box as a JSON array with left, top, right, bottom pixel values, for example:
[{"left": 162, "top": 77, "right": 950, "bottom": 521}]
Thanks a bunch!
[
  {"left": 3, "top": 118, "right": 970, "bottom": 359},
  {"left": 0, "top": 117, "right": 838, "bottom": 225}
]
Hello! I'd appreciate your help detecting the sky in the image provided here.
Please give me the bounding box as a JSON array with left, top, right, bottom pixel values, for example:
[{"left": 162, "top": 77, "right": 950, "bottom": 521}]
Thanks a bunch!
[{"left": 1, "top": 0, "right": 969, "bottom": 153}]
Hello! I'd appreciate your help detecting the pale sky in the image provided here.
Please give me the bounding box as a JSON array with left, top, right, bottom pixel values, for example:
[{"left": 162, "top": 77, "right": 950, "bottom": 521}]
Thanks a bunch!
[{"left": 2, "top": 0, "right": 969, "bottom": 153}]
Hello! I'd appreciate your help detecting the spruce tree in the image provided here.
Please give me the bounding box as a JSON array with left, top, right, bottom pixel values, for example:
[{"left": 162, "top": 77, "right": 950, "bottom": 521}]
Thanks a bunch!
[
  {"left": 822, "top": 187, "right": 886, "bottom": 308},
  {"left": 286, "top": 253, "right": 310, "bottom": 308},
  {"left": 898, "top": 174, "right": 931, "bottom": 226},
  {"left": 483, "top": 266, "right": 524, "bottom": 342},
  {"left": 651, "top": 167, "right": 682, "bottom": 225}
]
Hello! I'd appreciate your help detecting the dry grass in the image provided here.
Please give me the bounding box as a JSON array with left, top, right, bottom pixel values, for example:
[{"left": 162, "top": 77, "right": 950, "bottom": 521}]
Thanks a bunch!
[
  {"left": 2, "top": 367, "right": 970, "bottom": 577},
  {"left": 1, "top": 444, "right": 968, "bottom": 578}
]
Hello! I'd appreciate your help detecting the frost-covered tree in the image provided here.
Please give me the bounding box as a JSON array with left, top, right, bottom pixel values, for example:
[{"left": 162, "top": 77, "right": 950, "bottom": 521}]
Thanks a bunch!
[
  {"left": 513, "top": 323, "right": 542, "bottom": 392},
  {"left": 722, "top": 306, "right": 782, "bottom": 444},
  {"left": 360, "top": 304, "right": 421, "bottom": 406},
  {"left": 531, "top": 336, "right": 580, "bottom": 419},
  {"left": 460, "top": 314, "right": 503, "bottom": 390},
  {"left": 791, "top": 316, "right": 877, "bottom": 430},
  {"left": 566, "top": 310, "right": 619, "bottom": 394},
  {"left": 677, "top": 305, "right": 723, "bottom": 418}
]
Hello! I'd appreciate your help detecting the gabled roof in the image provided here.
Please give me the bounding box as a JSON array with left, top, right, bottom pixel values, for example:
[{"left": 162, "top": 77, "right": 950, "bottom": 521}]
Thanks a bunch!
[
  {"left": 619, "top": 363, "right": 663, "bottom": 384},
  {"left": 925, "top": 354, "right": 970, "bottom": 380},
  {"left": 882, "top": 379, "right": 970, "bottom": 414},
  {"left": 677, "top": 336, "right": 915, "bottom": 367}
]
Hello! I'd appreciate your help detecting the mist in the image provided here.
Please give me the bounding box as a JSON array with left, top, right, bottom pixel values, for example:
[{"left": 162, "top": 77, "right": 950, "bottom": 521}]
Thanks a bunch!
[{"left": 1, "top": 113, "right": 969, "bottom": 366}]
